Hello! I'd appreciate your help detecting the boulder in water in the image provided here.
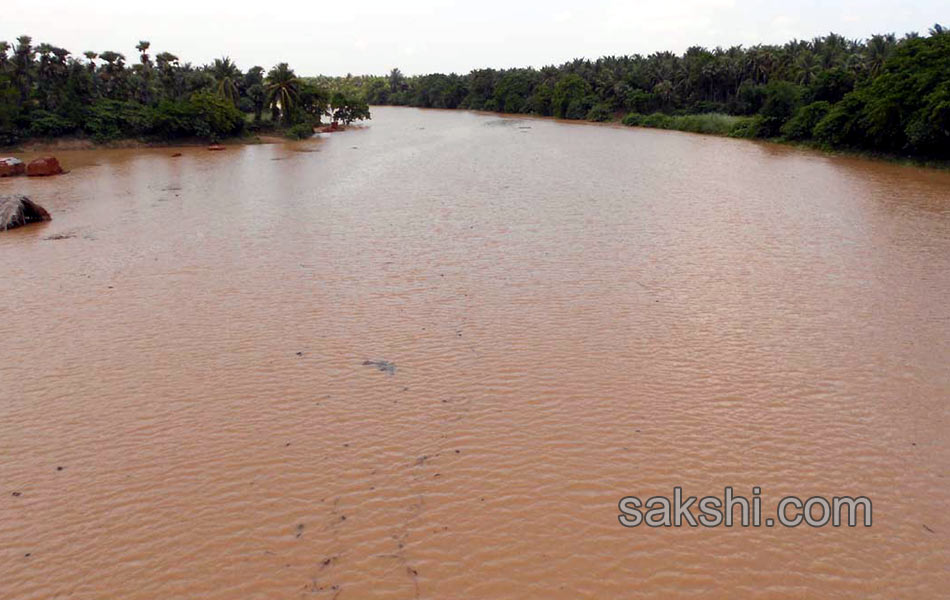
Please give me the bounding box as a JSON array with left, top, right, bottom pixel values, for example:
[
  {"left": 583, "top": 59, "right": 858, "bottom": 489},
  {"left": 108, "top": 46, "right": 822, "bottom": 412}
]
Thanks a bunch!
[
  {"left": 0, "top": 195, "right": 52, "bottom": 231},
  {"left": 26, "top": 157, "right": 64, "bottom": 177},
  {"left": 0, "top": 157, "right": 25, "bottom": 177}
]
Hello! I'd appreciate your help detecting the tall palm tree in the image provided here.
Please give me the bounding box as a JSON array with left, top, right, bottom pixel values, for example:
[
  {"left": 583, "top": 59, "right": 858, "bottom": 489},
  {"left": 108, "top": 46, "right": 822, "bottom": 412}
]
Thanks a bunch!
[
  {"left": 793, "top": 51, "right": 820, "bottom": 85},
  {"left": 136, "top": 41, "right": 151, "bottom": 67},
  {"left": 13, "top": 36, "right": 34, "bottom": 102},
  {"left": 265, "top": 62, "right": 299, "bottom": 125},
  {"left": 212, "top": 56, "right": 241, "bottom": 105},
  {"left": 864, "top": 34, "right": 895, "bottom": 77},
  {"left": 0, "top": 41, "right": 10, "bottom": 71},
  {"left": 388, "top": 67, "right": 405, "bottom": 94}
]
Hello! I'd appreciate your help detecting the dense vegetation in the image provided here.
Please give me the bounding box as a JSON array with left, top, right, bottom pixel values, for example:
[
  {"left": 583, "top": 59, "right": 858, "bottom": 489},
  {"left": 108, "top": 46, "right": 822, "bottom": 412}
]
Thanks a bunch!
[
  {"left": 348, "top": 25, "right": 949, "bottom": 159},
  {"left": 0, "top": 38, "right": 370, "bottom": 145}
]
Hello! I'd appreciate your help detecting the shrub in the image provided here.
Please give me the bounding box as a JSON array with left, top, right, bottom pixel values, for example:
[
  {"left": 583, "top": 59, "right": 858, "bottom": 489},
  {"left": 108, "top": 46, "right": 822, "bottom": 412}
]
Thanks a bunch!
[
  {"left": 675, "top": 113, "right": 745, "bottom": 135},
  {"left": 82, "top": 100, "right": 155, "bottom": 141},
  {"left": 622, "top": 112, "right": 644, "bottom": 126},
  {"left": 781, "top": 101, "right": 832, "bottom": 140},
  {"left": 151, "top": 100, "right": 197, "bottom": 138},
  {"left": 905, "top": 81, "right": 950, "bottom": 156},
  {"left": 28, "top": 110, "right": 76, "bottom": 137},
  {"left": 188, "top": 91, "right": 244, "bottom": 140},
  {"left": 813, "top": 95, "right": 866, "bottom": 147},
  {"left": 757, "top": 81, "right": 803, "bottom": 137},
  {"left": 553, "top": 74, "right": 592, "bottom": 119},
  {"left": 642, "top": 112, "right": 674, "bottom": 128},
  {"left": 286, "top": 123, "right": 315, "bottom": 139},
  {"left": 728, "top": 115, "right": 764, "bottom": 138},
  {"left": 586, "top": 103, "right": 612, "bottom": 122}
]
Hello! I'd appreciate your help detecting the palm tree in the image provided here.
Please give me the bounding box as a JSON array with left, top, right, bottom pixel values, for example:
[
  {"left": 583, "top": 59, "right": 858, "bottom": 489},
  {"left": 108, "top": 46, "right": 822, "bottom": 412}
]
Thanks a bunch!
[
  {"left": 13, "top": 36, "right": 34, "bottom": 102},
  {"left": 793, "top": 51, "right": 820, "bottom": 85},
  {"left": 652, "top": 80, "right": 674, "bottom": 109},
  {"left": 136, "top": 41, "right": 151, "bottom": 67},
  {"left": 265, "top": 62, "right": 299, "bottom": 125},
  {"left": 388, "top": 67, "right": 405, "bottom": 93},
  {"left": 0, "top": 41, "right": 10, "bottom": 71},
  {"left": 212, "top": 56, "right": 241, "bottom": 105}
]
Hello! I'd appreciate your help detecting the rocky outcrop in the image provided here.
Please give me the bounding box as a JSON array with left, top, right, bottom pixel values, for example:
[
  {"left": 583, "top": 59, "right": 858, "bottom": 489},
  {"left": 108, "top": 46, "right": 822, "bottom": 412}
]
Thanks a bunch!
[
  {"left": 0, "top": 195, "right": 52, "bottom": 231},
  {"left": 26, "top": 157, "right": 64, "bottom": 177},
  {"left": 0, "top": 157, "right": 25, "bottom": 177}
]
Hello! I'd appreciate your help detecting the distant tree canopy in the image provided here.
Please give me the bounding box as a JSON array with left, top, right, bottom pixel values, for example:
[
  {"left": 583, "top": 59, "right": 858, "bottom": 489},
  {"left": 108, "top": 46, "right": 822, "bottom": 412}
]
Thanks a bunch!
[
  {"left": 341, "top": 26, "right": 948, "bottom": 158},
  {"left": 0, "top": 38, "right": 371, "bottom": 144}
]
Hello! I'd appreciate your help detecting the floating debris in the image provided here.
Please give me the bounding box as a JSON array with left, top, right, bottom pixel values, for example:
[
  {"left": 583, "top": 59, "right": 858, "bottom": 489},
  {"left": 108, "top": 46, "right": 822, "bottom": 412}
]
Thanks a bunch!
[{"left": 362, "top": 360, "right": 396, "bottom": 375}]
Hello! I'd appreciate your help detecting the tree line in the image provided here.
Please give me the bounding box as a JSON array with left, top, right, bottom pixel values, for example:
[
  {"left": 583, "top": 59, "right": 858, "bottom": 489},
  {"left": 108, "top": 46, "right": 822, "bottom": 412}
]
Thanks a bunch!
[
  {"left": 347, "top": 25, "right": 949, "bottom": 158},
  {"left": 0, "top": 38, "right": 371, "bottom": 145}
]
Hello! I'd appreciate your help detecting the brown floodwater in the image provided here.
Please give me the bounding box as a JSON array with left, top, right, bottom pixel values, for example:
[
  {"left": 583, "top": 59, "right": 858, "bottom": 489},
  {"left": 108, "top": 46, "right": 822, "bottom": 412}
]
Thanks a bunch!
[{"left": 1, "top": 107, "right": 949, "bottom": 599}]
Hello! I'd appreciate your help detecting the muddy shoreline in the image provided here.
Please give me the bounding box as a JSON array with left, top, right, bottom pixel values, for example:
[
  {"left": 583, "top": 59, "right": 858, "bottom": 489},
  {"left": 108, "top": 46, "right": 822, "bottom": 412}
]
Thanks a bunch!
[{"left": 1, "top": 134, "right": 288, "bottom": 154}]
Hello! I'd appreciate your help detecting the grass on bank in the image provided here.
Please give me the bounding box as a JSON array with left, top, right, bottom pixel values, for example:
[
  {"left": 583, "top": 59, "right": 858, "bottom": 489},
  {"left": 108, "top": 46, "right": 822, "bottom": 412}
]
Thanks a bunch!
[{"left": 621, "top": 112, "right": 755, "bottom": 136}]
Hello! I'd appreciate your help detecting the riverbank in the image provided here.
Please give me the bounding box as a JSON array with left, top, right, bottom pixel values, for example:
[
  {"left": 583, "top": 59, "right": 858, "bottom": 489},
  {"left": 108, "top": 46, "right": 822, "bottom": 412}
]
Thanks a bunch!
[
  {"left": 461, "top": 106, "right": 950, "bottom": 171},
  {"left": 614, "top": 111, "right": 950, "bottom": 170},
  {"left": 1, "top": 133, "right": 290, "bottom": 154},
  {"left": 2, "top": 123, "right": 361, "bottom": 154}
]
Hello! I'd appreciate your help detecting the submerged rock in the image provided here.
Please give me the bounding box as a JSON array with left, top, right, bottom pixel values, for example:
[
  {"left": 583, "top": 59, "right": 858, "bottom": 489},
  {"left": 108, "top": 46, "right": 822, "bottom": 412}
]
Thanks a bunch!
[
  {"left": 0, "top": 195, "right": 52, "bottom": 231},
  {"left": 0, "top": 157, "right": 25, "bottom": 177},
  {"left": 26, "top": 157, "right": 64, "bottom": 177}
]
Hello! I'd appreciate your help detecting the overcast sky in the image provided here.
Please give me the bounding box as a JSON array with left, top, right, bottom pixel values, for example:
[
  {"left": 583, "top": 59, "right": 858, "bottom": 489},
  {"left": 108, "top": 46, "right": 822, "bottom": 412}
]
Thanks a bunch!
[{"left": 3, "top": 0, "right": 946, "bottom": 76}]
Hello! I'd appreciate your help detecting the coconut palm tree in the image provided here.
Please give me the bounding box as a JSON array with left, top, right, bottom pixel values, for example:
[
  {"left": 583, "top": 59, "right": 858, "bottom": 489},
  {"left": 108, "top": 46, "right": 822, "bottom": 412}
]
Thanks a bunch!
[
  {"left": 265, "top": 62, "right": 299, "bottom": 125},
  {"left": 212, "top": 56, "right": 241, "bottom": 105},
  {"left": 793, "top": 51, "right": 820, "bottom": 85},
  {"left": 865, "top": 34, "right": 895, "bottom": 77},
  {"left": 388, "top": 68, "right": 405, "bottom": 93}
]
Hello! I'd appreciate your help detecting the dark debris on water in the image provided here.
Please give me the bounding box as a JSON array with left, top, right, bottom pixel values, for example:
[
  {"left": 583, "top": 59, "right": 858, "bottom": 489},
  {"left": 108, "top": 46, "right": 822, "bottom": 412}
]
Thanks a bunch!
[{"left": 362, "top": 360, "right": 396, "bottom": 375}]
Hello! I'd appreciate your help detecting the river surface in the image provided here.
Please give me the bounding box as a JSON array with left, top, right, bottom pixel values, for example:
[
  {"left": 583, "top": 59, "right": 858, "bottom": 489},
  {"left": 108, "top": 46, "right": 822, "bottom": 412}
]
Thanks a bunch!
[{"left": 1, "top": 106, "right": 949, "bottom": 599}]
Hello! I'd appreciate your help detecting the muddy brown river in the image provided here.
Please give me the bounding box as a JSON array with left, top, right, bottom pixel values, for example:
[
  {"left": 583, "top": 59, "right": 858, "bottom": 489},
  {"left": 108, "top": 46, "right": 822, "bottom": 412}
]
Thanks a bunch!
[{"left": 2, "top": 106, "right": 949, "bottom": 599}]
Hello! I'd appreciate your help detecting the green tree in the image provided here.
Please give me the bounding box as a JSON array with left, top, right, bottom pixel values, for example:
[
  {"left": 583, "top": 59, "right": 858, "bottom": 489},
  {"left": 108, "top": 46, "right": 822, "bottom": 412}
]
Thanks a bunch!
[
  {"left": 553, "top": 74, "right": 592, "bottom": 119},
  {"left": 211, "top": 57, "right": 241, "bottom": 105},
  {"left": 265, "top": 62, "right": 299, "bottom": 125}
]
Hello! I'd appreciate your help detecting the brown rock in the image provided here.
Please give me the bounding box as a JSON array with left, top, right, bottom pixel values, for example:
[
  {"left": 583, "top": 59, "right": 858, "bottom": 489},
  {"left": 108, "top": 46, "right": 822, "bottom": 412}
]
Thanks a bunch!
[
  {"left": 0, "top": 195, "right": 52, "bottom": 231},
  {"left": 207, "top": 144, "right": 226, "bottom": 151},
  {"left": 26, "top": 157, "right": 64, "bottom": 177},
  {"left": 318, "top": 122, "right": 345, "bottom": 134},
  {"left": 0, "top": 157, "right": 25, "bottom": 177}
]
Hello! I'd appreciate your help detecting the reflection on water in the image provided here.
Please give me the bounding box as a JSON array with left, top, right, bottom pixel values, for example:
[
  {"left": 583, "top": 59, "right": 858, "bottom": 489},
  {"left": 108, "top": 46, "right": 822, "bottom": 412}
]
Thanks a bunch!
[{"left": 1, "top": 107, "right": 949, "bottom": 599}]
